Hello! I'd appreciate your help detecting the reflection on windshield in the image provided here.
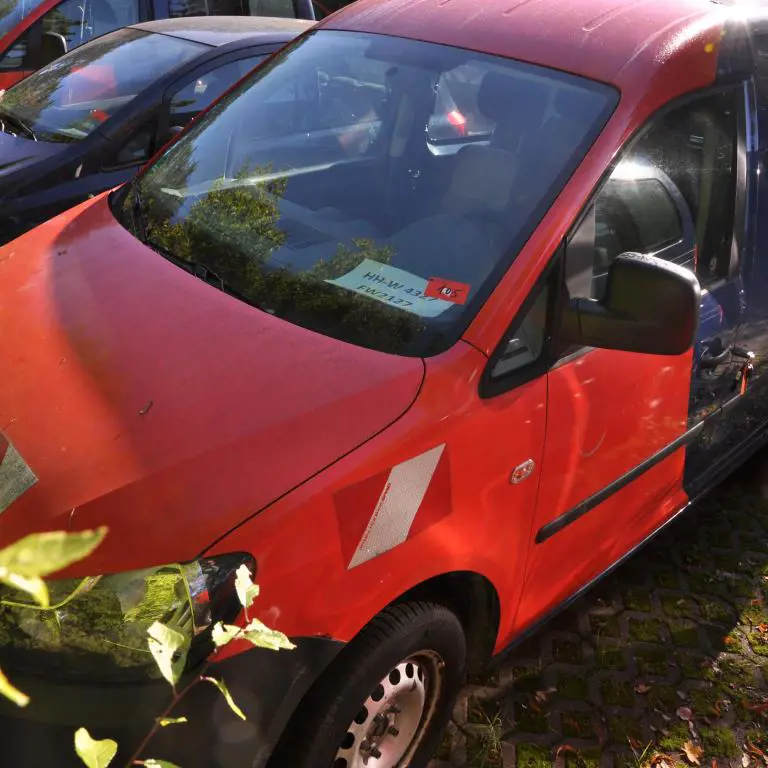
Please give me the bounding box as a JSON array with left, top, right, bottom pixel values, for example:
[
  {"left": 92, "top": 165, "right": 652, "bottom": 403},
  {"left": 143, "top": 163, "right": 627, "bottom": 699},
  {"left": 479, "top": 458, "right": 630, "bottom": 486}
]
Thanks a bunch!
[
  {"left": 117, "top": 30, "right": 618, "bottom": 356},
  {"left": 0, "top": 28, "right": 204, "bottom": 143},
  {"left": 0, "top": 0, "right": 48, "bottom": 39}
]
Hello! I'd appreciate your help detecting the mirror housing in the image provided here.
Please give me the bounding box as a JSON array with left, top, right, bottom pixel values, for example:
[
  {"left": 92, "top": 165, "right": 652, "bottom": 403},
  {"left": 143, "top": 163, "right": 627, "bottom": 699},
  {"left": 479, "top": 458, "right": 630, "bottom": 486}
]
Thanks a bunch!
[
  {"left": 560, "top": 252, "right": 701, "bottom": 356},
  {"left": 38, "top": 32, "right": 68, "bottom": 68}
]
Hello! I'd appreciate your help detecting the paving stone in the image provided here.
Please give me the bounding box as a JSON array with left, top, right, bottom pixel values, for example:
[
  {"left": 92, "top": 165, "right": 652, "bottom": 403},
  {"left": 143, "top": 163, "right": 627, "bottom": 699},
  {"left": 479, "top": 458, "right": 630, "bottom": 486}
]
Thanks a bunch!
[{"left": 452, "top": 457, "right": 768, "bottom": 768}]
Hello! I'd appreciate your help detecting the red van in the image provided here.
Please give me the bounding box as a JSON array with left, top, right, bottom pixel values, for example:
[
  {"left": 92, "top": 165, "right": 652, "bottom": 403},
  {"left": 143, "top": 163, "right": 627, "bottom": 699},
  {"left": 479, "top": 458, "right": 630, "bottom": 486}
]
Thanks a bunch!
[
  {"left": 2, "top": 0, "right": 768, "bottom": 766},
  {"left": 0, "top": 0, "right": 315, "bottom": 90}
]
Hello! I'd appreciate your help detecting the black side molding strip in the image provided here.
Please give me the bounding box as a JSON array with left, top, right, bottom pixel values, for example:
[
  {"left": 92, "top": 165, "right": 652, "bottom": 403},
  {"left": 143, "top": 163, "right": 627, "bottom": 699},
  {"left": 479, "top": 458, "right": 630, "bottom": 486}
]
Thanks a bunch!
[{"left": 535, "top": 421, "right": 704, "bottom": 544}]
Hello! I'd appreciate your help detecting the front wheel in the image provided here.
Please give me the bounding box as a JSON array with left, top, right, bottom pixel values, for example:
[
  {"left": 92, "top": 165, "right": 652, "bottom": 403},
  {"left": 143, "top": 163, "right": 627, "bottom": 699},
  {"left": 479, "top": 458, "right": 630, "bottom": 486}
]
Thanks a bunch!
[{"left": 273, "top": 601, "right": 467, "bottom": 768}]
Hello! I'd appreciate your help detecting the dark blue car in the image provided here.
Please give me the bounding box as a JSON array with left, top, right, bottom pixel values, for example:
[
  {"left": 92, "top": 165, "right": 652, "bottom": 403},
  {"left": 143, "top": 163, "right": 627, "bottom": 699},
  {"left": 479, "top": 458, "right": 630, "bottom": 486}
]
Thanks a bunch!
[{"left": 0, "top": 16, "right": 311, "bottom": 244}]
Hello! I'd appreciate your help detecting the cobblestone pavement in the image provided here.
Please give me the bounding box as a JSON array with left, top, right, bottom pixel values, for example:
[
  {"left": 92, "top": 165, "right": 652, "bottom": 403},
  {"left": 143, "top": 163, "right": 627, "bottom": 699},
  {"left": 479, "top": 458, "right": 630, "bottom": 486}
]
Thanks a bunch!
[{"left": 431, "top": 457, "right": 768, "bottom": 768}]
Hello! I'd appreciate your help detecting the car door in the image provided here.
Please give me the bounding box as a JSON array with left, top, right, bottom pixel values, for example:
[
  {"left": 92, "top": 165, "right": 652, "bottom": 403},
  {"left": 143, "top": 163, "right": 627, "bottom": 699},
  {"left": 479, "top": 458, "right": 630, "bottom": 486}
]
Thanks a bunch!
[{"left": 513, "top": 86, "right": 758, "bottom": 633}]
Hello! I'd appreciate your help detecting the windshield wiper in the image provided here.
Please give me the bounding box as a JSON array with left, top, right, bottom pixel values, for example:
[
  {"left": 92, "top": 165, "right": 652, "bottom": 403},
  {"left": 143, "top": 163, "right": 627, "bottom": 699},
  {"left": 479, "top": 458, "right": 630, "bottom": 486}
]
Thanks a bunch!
[
  {"left": 0, "top": 109, "right": 37, "bottom": 141},
  {"left": 144, "top": 238, "right": 260, "bottom": 307},
  {"left": 129, "top": 182, "right": 150, "bottom": 242}
]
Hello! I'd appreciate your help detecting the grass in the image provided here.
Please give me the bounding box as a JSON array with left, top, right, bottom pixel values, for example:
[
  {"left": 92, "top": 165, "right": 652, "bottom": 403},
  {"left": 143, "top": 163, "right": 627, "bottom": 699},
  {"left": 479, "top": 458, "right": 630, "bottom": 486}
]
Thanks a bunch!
[
  {"left": 552, "top": 639, "right": 583, "bottom": 664},
  {"left": 628, "top": 619, "right": 664, "bottom": 644},
  {"left": 600, "top": 678, "right": 635, "bottom": 708},
  {"left": 466, "top": 710, "right": 504, "bottom": 768},
  {"left": 558, "top": 673, "right": 588, "bottom": 700},
  {"left": 516, "top": 743, "right": 551, "bottom": 768},
  {"left": 700, "top": 726, "right": 739, "bottom": 758}
]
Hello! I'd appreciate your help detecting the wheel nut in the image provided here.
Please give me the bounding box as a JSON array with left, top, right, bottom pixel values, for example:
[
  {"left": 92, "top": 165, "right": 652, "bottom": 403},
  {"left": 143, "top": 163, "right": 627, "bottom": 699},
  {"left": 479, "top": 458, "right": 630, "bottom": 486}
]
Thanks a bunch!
[{"left": 388, "top": 726, "right": 399, "bottom": 736}]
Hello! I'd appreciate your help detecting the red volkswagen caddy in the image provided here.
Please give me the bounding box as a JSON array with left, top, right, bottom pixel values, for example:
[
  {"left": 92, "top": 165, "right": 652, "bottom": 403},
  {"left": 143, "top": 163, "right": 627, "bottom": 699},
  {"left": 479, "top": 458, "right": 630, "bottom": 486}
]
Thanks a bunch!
[{"left": 2, "top": 0, "right": 768, "bottom": 766}]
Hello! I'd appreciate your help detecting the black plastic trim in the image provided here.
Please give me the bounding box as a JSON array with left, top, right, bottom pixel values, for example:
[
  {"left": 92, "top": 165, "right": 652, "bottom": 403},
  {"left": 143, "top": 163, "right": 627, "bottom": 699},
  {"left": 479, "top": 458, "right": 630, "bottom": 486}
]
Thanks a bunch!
[{"left": 535, "top": 422, "right": 704, "bottom": 544}]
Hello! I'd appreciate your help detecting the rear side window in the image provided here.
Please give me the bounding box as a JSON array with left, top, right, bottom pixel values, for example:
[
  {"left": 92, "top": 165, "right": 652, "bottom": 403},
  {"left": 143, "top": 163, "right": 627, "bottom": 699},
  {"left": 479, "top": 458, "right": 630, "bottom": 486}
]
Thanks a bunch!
[{"left": 169, "top": 0, "right": 298, "bottom": 15}]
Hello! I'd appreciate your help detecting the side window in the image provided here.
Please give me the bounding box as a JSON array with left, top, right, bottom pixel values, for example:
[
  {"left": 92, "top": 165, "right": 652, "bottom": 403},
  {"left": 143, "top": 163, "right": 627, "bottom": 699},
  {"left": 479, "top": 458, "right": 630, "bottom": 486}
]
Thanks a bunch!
[
  {"left": 565, "top": 91, "right": 738, "bottom": 305},
  {"left": 42, "top": 0, "right": 138, "bottom": 51},
  {"left": 0, "top": 29, "right": 32, "bottom": 72},
  {"left": 0, "top": 0, "right": 139, "bottom": 72},
  {"left": 490, "top": 286, "right": 550, "bottom": 380},
  {"left": 168, "top": 0, "right": 268, "bottom": 16},
  {"left": 168, "top": 57, "right": 265, "bottom": 130}
]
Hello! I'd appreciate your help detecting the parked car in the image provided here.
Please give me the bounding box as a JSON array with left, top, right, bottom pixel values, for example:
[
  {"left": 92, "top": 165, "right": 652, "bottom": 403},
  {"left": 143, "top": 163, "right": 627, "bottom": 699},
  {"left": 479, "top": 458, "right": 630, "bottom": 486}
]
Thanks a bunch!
[
  {"left": 0, "top": 16, "right": 311, "bottom": 244},
  {"left": 2, "top": 0, "right": 768, "bottom": 766},
  {"left": 0, "top": 0, "right": 315, "bottom": 90}
]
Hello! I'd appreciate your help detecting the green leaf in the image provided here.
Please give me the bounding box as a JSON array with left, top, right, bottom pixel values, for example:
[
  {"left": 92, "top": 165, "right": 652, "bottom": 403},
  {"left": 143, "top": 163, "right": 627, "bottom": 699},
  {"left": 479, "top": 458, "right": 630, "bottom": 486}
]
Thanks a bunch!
[
  {"left": 0, "top": 570, "right": 48, "bottom": 608},
  {"left": 0, "top": 528, "right": 108, "bottom": 578},
  {"left": 0, "top": 528, "right": 107, "bottom": 607},
  {"left": 74, "top": 727, "right": 117, "bottom": 768},
  {"left": 156, "top": 716, "right": 188, "bottom": 727},
  {"left": 0, "top": 666, "right": 29, "bottom": 707},
  {"left": 211, "top": 621, "right": 240, "bottom": 648},
  {"left": 142, "top": 760, "right": 183, "bottom": 767},
  {"left": 147, "top": 621, "right": 188, "bottom": 687},
  {"left": 242, "top": 618, "right": 296, "bottom": 652},
  {"left": 202, "top": 676, "right": 246, "bottom": 721},
  {"left": 234, "top": 565, "right": 259, "bottom": 611}
]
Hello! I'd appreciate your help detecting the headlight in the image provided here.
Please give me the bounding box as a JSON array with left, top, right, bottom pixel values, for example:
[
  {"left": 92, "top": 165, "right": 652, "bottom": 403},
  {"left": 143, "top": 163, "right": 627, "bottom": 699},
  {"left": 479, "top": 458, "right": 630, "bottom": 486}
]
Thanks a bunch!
[{"left": 0, "top": 553, "right": 253, "bottom": 684}]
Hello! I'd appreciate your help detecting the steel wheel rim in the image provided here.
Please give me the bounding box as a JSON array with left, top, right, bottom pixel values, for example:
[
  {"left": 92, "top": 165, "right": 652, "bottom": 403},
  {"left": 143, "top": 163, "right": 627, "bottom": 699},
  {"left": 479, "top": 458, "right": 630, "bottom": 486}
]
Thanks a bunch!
[{"left": 332, "top": 650, "right": 444, "bottom": 768}]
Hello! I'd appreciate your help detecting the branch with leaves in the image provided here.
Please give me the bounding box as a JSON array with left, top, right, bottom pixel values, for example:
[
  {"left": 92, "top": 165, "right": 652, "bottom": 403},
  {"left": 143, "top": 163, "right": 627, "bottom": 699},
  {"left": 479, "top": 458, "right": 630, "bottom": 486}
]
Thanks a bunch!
[{"left": 0, "top": 529, "right": 294, "bottom": 768}]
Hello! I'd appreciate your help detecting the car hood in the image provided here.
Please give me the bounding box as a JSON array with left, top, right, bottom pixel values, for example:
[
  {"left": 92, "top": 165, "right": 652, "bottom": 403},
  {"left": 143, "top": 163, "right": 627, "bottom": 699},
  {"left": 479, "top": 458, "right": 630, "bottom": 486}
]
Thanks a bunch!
[
  {"left": 0, "top": 130, "right": 62, "bottom": 179},
  {"left": 0, "top": 195, "right": 424, "bottom": 574}
]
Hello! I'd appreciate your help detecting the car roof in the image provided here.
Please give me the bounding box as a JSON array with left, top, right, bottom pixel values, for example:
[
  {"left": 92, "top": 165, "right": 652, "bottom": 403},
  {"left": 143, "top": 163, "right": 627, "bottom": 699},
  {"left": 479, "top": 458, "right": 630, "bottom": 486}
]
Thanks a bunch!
[
  {"left": 322, "top": 0, "right": 764, "bottom": 89},
  {"left": 132, "top": 16, "right": 313, "bottom": 47}
]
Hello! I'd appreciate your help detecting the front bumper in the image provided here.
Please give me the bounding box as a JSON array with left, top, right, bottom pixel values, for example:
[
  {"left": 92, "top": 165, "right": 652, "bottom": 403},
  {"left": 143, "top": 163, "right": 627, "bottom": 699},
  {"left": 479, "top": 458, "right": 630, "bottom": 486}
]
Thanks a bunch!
[{"left": 0, "top": 636, "right": 342, "bottom": 768}]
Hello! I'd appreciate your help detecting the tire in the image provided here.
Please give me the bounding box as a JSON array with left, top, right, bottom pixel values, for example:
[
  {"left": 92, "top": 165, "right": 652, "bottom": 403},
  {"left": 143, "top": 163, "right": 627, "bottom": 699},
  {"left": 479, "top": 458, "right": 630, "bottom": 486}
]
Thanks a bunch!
[{"left": 271, "top": 601, "right": 467, "bottom": 768}]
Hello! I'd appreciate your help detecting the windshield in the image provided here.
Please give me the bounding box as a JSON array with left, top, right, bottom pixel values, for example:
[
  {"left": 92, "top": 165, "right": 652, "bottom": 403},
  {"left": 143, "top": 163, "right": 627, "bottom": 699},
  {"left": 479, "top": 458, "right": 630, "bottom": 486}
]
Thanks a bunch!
[
  {"left": 116, "top": 30, "right": 618, "bottom": 356},
  {"left": 0, "top": 28, "right": 204, "bottom": 142},
  {"left": 0, "top": 0, "right": 47, "bottom": 40}
]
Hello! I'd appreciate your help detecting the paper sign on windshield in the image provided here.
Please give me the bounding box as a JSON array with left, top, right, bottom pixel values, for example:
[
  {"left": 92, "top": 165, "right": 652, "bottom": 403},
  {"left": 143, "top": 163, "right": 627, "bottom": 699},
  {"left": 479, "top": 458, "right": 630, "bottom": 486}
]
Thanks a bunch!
[{"left": 326, "top": 259, "right": 455, "bottom": 318}]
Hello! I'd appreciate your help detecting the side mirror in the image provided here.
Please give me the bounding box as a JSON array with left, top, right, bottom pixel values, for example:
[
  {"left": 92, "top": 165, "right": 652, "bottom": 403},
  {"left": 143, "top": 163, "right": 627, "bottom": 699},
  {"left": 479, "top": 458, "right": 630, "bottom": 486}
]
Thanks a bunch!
[
  {"left": 161, "top": 123, "right": 186, "bottom": 145},
  {"left": 38, "top": 32, "right": 68, "bottom": 68},
  {"left": 560, "top": 252, "right": 701, "bottom": 356}
]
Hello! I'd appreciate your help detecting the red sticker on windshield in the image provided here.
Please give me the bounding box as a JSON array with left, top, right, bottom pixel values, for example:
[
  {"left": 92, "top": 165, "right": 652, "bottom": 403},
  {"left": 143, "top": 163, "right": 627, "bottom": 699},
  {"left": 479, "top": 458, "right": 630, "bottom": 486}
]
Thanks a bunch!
[
  {"left": 90, "top": 109, "right": 109, "bottom": 123},
  {"left": 424, "top": 278, "right": 470, "bottom": 305}
]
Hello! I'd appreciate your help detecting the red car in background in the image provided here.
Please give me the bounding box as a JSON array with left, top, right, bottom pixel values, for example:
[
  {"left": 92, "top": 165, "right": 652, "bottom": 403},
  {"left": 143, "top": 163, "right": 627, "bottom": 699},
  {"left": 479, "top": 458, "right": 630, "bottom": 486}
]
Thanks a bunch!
[
  {"left": 0, "top": 0, "right": 315, "bottom": 90},
  {"left": 2, "top": 0, "right": 768, "bottom": 767}
]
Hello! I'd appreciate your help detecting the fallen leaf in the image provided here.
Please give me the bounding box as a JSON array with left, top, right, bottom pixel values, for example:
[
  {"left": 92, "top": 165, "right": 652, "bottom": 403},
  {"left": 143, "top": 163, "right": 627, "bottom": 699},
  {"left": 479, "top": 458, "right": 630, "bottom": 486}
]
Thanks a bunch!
[
  {"left": 683, "top": 740, "right": 704, "bottom": 765},
  {"left": 534, "top": 687, "right": 557, "bottom": 704},
  {"left": 758, "top": 624, "right": 768, "bottom": 636},
  {"left": 628, "top": 737, "right": 643, "bottom": 750},
  {"left": 677, "top": 706, "right": 693, "bottom": 721},
  {"left": 635, "top": 683, "right": 652, "bottom": 694}
]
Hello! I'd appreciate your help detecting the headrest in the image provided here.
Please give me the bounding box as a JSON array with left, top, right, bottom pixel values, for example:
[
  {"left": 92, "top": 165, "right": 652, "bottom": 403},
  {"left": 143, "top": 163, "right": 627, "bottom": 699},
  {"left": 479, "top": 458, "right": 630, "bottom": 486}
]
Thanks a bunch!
[
  {"left": 441, "top": 145, "right": 519, "bottom": 217},
  {"left": 477, "top": 71, "right": 549, "bottom": 123}
]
